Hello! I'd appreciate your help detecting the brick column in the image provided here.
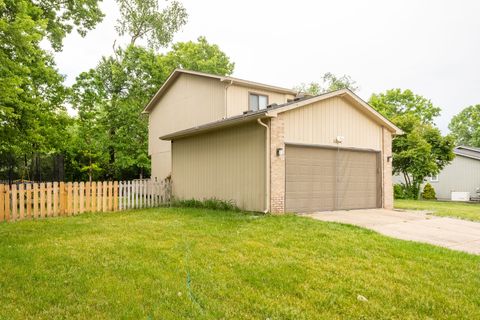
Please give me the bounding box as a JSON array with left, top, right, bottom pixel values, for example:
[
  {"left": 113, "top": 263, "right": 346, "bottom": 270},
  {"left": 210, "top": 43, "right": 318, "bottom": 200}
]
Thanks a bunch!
[
  {"left": 270, "top": 115, "right": 286, "bottom": 213},
  {"left": 382, "top": 127, "right": 393, "bottom": 209}
]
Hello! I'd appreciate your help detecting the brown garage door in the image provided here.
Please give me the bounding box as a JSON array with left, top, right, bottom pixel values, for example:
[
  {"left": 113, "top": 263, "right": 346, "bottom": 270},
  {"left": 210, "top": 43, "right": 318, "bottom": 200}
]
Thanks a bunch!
[{"left": 285, "top": 145, "right": 381, "bottom": 213}]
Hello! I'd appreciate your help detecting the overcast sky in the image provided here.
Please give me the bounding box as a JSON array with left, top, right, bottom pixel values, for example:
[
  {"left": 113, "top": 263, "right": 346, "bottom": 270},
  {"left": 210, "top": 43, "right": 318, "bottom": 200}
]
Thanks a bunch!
[{"left": 54, "top": 0, "right": 480, "bottom": 133}]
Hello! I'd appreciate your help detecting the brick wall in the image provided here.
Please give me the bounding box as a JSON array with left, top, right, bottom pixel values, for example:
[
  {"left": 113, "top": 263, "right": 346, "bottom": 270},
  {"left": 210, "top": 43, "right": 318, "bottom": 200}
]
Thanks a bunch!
[
  {"left": 269, "top": 115, "right": 286, "bottom": 213},
  {"left": 382, "top": 127, "right": 393, "bottom": 209}
]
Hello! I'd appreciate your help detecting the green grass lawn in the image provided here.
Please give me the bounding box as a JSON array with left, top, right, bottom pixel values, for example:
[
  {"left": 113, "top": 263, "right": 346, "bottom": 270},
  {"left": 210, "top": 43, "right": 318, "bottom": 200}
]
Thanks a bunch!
[
  {"left": 395, "top": 199, "right": 480, "bottom": 221},
  {"left": 1, "top": 208, "right": 479, "bottom": 319}
]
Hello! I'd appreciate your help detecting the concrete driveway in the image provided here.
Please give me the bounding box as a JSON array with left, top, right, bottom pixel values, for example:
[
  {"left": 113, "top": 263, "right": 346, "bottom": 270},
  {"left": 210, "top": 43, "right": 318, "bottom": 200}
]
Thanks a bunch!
[{"left": 306, "top": 209, "right": 480, "bottom": 255}]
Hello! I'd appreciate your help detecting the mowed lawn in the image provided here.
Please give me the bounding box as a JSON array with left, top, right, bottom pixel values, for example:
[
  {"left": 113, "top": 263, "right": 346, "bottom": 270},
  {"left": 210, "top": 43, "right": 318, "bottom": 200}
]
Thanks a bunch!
[
  {"left": 395, "top": 199, "right": 480, "bottom": 222},
  {"left": 1, "top": 208, "right": 479, "bottom": 319}
]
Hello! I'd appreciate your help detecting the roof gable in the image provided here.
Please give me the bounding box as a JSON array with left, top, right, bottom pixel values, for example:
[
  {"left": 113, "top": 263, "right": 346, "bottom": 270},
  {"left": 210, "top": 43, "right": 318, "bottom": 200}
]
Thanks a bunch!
[
  {"left": 268, "top": 89, "right": 403, "bottom": 135},
  {"left": 143, "top": 69, "right": 297, "bottom": 113}
]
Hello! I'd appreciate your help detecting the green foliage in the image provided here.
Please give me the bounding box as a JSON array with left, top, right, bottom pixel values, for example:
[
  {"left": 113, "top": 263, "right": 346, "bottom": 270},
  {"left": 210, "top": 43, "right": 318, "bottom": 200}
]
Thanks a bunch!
[
  {"left": 369, "top": 89, "right": 455, "bottom": 199},
  {"left": 421, "top": 183, "right": 437, "bottom": 200},
  {"left": 116, "top": 0, "right": 187, "bottom": 49},
  {"left": 369, "top": 89, "right": 440, "bottom": 124},
  {"left": 0, "top": 0, "right": 99, "bottom": 182},
  {"left": 393, "top": 183, "right": 419, "bottom": 200},
  {"left": 294, "top": 72, "right": 358, "bottom": 95},
  {"left": 163, "top": 36, "right": 234, "bottom": 75},
  {"left": 448, "top": 104, "right": 480, "bottom": 147},
  {"left": 171, "top": 198, "right": 240, "bottom": 211},
  {"left": 393, "top": 184, "right": 404, "bottom": 199}
]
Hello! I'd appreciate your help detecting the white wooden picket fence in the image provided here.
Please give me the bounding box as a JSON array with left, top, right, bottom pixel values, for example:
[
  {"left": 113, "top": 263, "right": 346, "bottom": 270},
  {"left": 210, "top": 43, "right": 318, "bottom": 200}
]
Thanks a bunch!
[
  {"left": 0, "top": 178, "right": 171, "bottom": 222},
  {"left": 118, "top": 179, "right": 172, "bottom": 210}
]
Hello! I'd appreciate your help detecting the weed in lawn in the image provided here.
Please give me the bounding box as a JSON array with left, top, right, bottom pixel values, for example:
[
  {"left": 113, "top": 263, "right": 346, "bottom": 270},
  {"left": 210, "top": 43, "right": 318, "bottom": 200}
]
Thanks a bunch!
[{"left": 171, "top": 198, "right": 240, "bottom": 211}]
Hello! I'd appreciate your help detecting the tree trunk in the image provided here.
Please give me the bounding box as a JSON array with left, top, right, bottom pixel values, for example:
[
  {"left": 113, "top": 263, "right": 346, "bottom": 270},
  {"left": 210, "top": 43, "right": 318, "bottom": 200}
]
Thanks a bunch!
[{"left": 88, "top": 156, "right": 93, "bottom": 183}]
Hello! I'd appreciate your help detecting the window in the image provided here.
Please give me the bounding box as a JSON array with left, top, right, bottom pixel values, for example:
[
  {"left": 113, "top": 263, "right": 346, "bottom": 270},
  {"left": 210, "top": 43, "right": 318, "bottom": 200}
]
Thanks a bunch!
[
  {"left": 249, "top": 93, "right": 268, "bottom": 111},
  {"left": 430, "top": 175, "right": 439, "bottom": 182}
]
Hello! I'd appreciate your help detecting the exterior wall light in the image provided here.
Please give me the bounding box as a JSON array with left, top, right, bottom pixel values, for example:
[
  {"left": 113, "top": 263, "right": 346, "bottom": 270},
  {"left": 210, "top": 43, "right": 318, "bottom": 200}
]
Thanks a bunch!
[
  {"left": 276, "top": 148, "right": 285, "bottom": 157},
  {"left": 387, "top": 156, "right": 393, "bottom": 162}
]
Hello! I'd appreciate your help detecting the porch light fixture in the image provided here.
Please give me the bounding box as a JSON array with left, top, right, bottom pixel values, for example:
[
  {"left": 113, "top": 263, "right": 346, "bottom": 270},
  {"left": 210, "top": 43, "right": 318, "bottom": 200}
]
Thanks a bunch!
[{"left": 276, "top": 148, "right": 284, "bottom": 157}]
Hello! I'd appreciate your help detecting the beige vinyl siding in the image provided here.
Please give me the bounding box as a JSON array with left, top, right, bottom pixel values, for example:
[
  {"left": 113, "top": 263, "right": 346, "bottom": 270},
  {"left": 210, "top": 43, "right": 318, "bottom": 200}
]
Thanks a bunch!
[
  {"left": 172, "top": 121, "right": 266, "bottom": 211},
  {"left": 150, "top": 152, "right": 171, "bottom": 181},
  {"left": 283, "top": 96, "right": 382, "bottom": 151},
  {"left": 148, "top": 73, "right": 225, "bottom": 179},
  {"left": 226, "top": 85, "right": 295, "bottom": 117}
]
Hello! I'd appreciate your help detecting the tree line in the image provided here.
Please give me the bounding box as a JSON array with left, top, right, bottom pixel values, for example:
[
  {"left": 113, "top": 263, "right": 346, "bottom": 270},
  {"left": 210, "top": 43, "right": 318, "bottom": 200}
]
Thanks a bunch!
[
  {"left": 1, "top": 0, "right": 477, "bottom": 199},
  {"left": 0, "top": 0, "right": 233, "bottom": 182}
]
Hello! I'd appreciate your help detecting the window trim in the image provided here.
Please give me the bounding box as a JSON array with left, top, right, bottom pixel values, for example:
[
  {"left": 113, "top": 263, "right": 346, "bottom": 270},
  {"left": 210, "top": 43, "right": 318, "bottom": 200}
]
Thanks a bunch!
[{"left": 248, "top": 92, "right": 269, "bottom": 111}]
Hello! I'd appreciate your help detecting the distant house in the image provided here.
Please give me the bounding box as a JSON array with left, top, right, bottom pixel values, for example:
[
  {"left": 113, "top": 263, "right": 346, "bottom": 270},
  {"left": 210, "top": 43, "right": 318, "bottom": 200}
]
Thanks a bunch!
[
  {"left": 429, "top": 146, "right": 480, "bottom": 200},
  {"left": 394, "top": 146, "right": 480, "bottom": 200},
  {"left": 144, "top": 69, "right": 402, "bottom": 213}
]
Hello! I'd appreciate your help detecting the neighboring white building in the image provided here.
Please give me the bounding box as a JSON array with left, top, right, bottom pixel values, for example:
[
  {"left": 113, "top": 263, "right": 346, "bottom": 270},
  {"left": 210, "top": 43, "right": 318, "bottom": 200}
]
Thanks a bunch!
[{"left": 394, "top": 146, "right": 480, "bottom": 200}]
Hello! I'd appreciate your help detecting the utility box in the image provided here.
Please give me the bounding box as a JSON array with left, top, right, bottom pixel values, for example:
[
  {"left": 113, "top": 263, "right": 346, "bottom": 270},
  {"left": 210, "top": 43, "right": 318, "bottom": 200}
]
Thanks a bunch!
[{"left": 451, "top": 192, "right": 470, "bottom": 202}]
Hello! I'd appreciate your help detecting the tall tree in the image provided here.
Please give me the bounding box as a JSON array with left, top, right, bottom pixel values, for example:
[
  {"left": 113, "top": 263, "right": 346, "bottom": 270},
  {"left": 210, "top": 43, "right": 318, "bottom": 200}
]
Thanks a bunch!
[
  {"left": 369, "top": 89, "right": 440, "bottom": 124},
  {"left": 294, "top": 72, "right": 358, "bottom": 95},
  {"left": 369, "top": 89, "right": 455, "bottom": 198},
  {"left": 448, "top": 104, "right": 480, "bottom": 147},
  {"left": 0, "top": 0, "right": 102, "bottom": 181},
  {"left": 163, "top": 36, "right": 234, "bottom": 75},
  {"left": 71, "top": 38, "right": 235, "bottom": 180},
  {"left": 116, "top": 0, "right": 187, "bottom": 49}
]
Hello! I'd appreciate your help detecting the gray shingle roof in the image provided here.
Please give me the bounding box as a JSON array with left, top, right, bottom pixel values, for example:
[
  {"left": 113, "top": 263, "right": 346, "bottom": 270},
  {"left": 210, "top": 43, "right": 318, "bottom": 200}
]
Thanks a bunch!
[{"left": 454, "top": 146, "right": 480, "bottom": 160}]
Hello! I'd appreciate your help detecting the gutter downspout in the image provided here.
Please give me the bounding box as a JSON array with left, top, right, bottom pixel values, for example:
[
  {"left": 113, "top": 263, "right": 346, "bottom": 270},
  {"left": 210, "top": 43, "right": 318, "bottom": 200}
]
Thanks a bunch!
[
  {"left": 257, "top": 118, "right": 270, "bottom": 213},
  {"left": 223, "top": 80, "right": 233, "bottom": 119}
]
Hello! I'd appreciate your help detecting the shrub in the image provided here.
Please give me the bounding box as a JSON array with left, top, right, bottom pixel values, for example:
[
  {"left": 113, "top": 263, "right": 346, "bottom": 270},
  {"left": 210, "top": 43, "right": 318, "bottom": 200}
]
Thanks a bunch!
[
  {"left": 394, "top": 184, "right": 406, "bottom": 199},
  {"left": 394, "top": 183, "right": 418, "bottom": 199},
  {"left": 421, "top": 183, "right": 437, "bottom": 200},
  {"left": 171, "top": 198, "right": 240, "bottom": 211}
]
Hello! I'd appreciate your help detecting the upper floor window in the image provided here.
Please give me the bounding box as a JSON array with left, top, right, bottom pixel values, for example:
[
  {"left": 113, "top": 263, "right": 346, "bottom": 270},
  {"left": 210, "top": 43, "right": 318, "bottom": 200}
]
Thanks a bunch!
[
  {"left": 430, "top": 175, "right": 439, "bottom": 182},
  {"left": 249, "top": 93, "right": 268, "bottom": 111}
]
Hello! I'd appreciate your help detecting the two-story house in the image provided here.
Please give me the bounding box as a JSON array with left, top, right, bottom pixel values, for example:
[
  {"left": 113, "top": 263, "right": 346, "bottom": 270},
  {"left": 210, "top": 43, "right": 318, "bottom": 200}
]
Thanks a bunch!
[{"left": 144, "top": 69, "right": 402, "bottom": 213}]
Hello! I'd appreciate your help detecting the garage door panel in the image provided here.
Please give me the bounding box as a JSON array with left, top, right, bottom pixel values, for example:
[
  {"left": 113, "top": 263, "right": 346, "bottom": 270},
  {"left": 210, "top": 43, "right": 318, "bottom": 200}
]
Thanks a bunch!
[{"left": 286, "top": 145, "right": 380, "bottom": 213}]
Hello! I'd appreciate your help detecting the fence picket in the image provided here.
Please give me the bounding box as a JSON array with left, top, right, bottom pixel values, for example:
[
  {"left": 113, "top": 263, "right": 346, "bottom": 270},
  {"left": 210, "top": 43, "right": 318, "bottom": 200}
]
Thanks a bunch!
[
  {"left": 85, "top": 182, "right": 91, "bottom": 212},
  {"left": 91, "top": 182, "right": 97, "bottom": 212},
  {"left": 66, "top": 182, "right": 72, "bottom": 216},
  {"left": 11, "top": 184, "right": 18, "bottom": 221},
  {"left": 107, "top": 181, "right": 112, "bottom": 211},
  {"left": 72, "top": 182, "right": 78, "bottom": 215},
  {"left": 79, "top": 182, "right": 85, "bottom": 214},
  {"left": 18, "top": 184, "right": 25, "bottom": 220},
  {"left": 119, "top": 182, "right": 123, "bottom": 210},
  {"left": 127, "top": 181, "right": 131, "bottom": 210},
  {"left": 52, "top": 182, "right": 58, "bottom": 216},
  {"left": 46, "top": 183, "right": 52, "bottom": 217},
  {"left": 0, "top": 184, "right": 4, "bottom": 222},
  {"left": 113, "top": 181, "right": 118, "bottom": 211},
  {"left": 4, "top": 185, "right": 10, "bottom": 222},
  {"left": 59, "top": 182, "right": 66, "bottom": 216},
  {"left": 101, "top": 182, "right": 107, "bottom": 212}
]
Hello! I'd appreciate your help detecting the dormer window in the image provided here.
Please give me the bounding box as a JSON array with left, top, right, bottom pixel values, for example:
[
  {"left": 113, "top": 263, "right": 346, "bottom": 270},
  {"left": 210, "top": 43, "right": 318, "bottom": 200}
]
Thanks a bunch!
[{"left": 249, "top": 93, "right": 268, "bottom": 111}]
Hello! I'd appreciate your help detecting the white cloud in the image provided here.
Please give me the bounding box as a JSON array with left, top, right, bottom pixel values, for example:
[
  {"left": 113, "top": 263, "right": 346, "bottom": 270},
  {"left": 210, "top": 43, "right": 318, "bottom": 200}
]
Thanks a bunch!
[{"left": 53, "top": 0, "right": 480, "bottom": 133}]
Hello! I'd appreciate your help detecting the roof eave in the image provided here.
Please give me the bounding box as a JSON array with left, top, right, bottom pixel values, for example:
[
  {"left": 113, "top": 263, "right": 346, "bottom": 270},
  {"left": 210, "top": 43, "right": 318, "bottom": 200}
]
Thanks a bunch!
[
  {"left": 159, "top": 111, "right": 271, "bottom": 140},
  {"left": 454, "top": 153, "right": 480, "bottom": 161}
]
